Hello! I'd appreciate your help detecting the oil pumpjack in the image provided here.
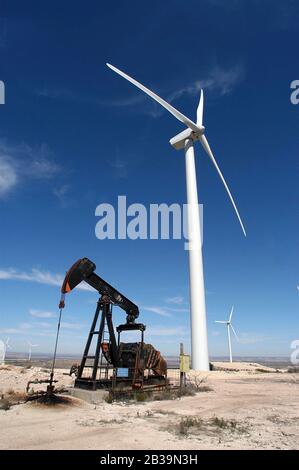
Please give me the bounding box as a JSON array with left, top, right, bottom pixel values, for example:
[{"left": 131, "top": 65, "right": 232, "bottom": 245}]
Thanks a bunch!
[{"left": 59, "top": 258, "right": 167, "bottom": 391}]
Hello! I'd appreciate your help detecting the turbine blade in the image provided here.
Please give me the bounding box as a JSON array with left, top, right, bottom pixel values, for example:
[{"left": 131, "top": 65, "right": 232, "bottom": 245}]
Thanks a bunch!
[
  {"left": 106, "top": 63, "right": 201, "bottom": 133},
  {"left": 215, "top": 320, "right": 227, "bottom": 324},
  {"left": 199, "top": 134, "right": 247, "bottom": 237},
  {"left": 229, "top": 306, "right": 234, "bottom": 322},
  {"left": 230, "top": 324, "right": 239, "bottom": 341},
  {"left": 196, "top": 89, "right": 204, "bottom": 127}
]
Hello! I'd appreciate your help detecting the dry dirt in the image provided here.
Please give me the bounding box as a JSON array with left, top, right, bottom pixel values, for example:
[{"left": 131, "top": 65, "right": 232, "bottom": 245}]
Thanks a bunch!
[{"left": 0, "top": 362, "right": 298, "bottom": 450}]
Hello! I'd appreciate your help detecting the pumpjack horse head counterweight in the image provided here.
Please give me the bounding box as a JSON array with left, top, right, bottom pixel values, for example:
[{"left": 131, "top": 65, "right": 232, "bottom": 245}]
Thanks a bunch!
[{"left": 59, "top": 258, "right": 167, "bottom": 391}]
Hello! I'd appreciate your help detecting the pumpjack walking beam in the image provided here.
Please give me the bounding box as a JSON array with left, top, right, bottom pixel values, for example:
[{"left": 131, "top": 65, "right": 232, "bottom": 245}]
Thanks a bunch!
[{"left": 60, "top": 258, "right": 139, "bottom": 324}]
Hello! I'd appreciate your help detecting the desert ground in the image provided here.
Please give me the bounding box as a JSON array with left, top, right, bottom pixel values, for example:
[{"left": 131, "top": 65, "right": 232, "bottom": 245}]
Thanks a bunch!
[{"left": 0, "top": 362, "right": 298, "bottom": 450}]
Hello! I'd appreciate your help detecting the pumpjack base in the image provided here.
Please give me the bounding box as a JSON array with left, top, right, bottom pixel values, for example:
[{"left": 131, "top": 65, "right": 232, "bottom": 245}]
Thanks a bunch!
[
  {"left": 74, "top": 375, "right": 168, "bottom": 392},
  {"left": 67, "top": 387, "right": 109, "bottom": 404}
]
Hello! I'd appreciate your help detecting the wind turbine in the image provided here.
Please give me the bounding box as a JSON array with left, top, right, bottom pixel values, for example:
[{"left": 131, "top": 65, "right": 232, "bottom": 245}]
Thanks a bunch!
[
  {"left": 27, "top": 340, "right": 38, "bottom": 362},
  {"left": 0, "top": 340, "right": 4, "bottom": 364},
  {"left": 107, "top": 63, "right": 246, "bottom": 371},
  {"left": 0, "top": 338, "right": 11, "bottom": 364},
  {"left": 215, "top": 306, "right": 238, "bottom": 363}
]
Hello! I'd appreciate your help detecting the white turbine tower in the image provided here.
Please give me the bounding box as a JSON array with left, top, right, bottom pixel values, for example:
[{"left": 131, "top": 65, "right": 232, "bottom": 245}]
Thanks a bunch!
[
  {"left": 0, "top": 338, "right": 11, "bottom": 364},
  {"left": 215, "top": 306, "right": 239, "bottom": 363},
  {"left": 27, "top": 340, "right": 38, "bottom": 362},
  {"left": 107, "top": 64, "right": 246, "bottom": 371}
]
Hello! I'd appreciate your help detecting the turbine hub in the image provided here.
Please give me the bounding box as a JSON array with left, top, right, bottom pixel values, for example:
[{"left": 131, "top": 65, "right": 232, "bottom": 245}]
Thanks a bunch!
[{"left": 169, "top": 126, "right": 205, "bottom": 151}]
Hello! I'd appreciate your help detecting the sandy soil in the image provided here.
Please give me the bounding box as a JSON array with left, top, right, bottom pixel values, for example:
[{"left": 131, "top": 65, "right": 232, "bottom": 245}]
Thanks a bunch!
[{"left": 0, "top": 362, "right": 298, "bottom": 450}]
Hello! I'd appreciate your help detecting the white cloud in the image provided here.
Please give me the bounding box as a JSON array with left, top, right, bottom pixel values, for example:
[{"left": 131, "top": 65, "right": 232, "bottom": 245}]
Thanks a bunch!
[
  {"left": 0, "top": 323, "right": 56, "bottom": 337},
  {"left": 142, "top": 304, "right": 189, "bottom": 317},
  {"left": 0, "top": 327, "right": 19, "bottom": 334},
  {"left": 211, "top": 330, "right": 221, "bottom": 337},
  {"left": 237, "top": 332, "right": 271, "bottom": 345},
  {"left": 142, "top": 306, "right": 173, "bottom": 317},
  {"left": 103, "top": 63, "right": 244, "bottom": 117},
  {"left": 167, "top": 64, "right": 245, "bottom": 102},
  {"left": 29, "top": 309, "right": 57, "bottom": 318},
  {"left": 0, "top": 157, "right": 18, "bottom": 196},
  {"left": 0, "top": 140, "right": 60, "bottom": 197},
  {"left": 53, "top": 184, "right": 71, "bottom": 207},
  {"left": 0, "top": 267, "right": 93, "bottom": 291},
  {"left": 18, "top": 323, "right": 32, "bottom": 330},
  {"left": 108, "top": 158, "right": 129, "bottom": 179},
  {"left": 165, "top": 296, "right": 184, "bottom": 305},
  {"left": 35, "top": 322, "right": 53, "bottom": 329},
  {"left": 146, "top": 326, "right": 188, "bottom": 337},
  {"left": 61, "top": 322, "right": 84, "bottom": 330}
]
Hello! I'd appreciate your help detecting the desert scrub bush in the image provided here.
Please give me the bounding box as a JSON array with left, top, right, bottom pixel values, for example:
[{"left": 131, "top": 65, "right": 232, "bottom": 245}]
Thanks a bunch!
[
  {"left": 209, "top": 416, "right": 249, "bottom": 434},
  {"left": 210, "top": 416, "right": 237, "bottom": 429},
  {"left": 4, "top": 391, "right": 27, "bottom": 405},
  {"left": 104, "top": 393, "right": 113, "bottom": 404},
  {"left": 0, "top": 399, "right": 10, "bottom": 411},
  {"left": 135, "top": 391, "right": 148, "bottom": 402},
  {"left": 169, "top": 415, "right": 249, "bottom": 438},
  {"left": 256, "top": 368, "right": 272, "bottom": 373},
  {"left": 154, "top": 409, "right": 177, "bottom": 416},
  {"left": 187, "top": 376, "right": 213, "bottom": 392},
  {"left": 179, "top": 417, "right": 203, "bottom": 435},
  {"left": 153, "top": 389, "right": 175, "bottom": 401}
]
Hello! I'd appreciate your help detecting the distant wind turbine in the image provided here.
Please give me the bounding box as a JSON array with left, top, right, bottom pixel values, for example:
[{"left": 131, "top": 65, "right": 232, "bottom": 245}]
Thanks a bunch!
[
  {"left": 215, "top": 306, "right": 239, "bottom": 363},
  {"left": 27, "top": 340, "right": 38, "bottom": 362},
  {"left": 107, "top": 63, "right": 246, "bottom": 371},
  {"left": 0, "top": 338, "right": 11, "bottom": 364}
]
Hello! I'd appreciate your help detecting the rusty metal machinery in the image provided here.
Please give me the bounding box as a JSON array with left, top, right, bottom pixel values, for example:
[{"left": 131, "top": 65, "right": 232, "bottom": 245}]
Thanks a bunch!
[{"left": 60, "top": 258, "right": 167, "bottom": 391}]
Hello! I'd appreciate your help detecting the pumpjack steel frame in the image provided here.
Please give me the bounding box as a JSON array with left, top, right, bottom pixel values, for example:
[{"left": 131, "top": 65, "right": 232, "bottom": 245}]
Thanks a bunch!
[{"left": 60, "top": 258, "right": 167, "bottom": 392}]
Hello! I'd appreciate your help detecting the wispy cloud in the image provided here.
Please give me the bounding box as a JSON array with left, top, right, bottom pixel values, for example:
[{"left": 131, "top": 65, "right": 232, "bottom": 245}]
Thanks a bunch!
[
  {"left": 108, "top": 158, "right": 129, "bottom": 179},
  {"left": 165, "top": 296, "right": 184, "bottom": 305},
  {"left": 29, "top": 309, "right": 57, "bottom": 319},
  {"left": 167, "top": 63, "right": 244, "bottom": 102},
  {"left": 0, "top": 157, "right": 18, "bottom": 196},
  {"left": 142, "top": 306, "right": 173, "bottom": 317},
  {"left": 61, "top": 322, "right": 85, "bottom": 330},
  {"left": 35, "top": 86, "right": 146, "bottom": 109},
  {"left": 0, "top": 267, "right": 93, "bottom": 291},
  {"left": 102, "top": 63, "right": 244, "bottom": 118},
  {"left": 0, "top": 140, "right": 60, "bottom": 197},
  {"left": 0, "top": 327, "right": 19, "bottom": 335},
  {"left": 237, "top": 332, "right": 271, "bottom": 345},
  {"left": 142, "top": 304, "right": 189, "bottom": 317},
  {"left": 53, "top": 184, "right": 71, "bottom": 207},
  {"left": 34, "top": 63, "right": 244, "bottom": 120},
  {"left": 211, "top": 330, "right": 221, "bottom": 337},
  {"left": 0, "top": 322, "right": 55, "bottom": 337},
  {"left": 35, "top": 88, "right": 79, "bottom": 101},
  {"left": 146, "top": 326, "right": 188, "bottom": 337}
]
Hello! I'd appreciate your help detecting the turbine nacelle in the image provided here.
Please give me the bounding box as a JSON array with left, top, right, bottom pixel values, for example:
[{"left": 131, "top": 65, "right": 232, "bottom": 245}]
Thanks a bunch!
[{"left": 170, "top": 126, "right": 205, "bottom": 150}]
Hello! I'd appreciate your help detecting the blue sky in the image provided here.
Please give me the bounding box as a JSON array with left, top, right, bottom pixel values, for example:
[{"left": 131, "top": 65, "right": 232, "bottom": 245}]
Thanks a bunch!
[{"left": 0, "top": 0, "right": 298, "bottom": 358}]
